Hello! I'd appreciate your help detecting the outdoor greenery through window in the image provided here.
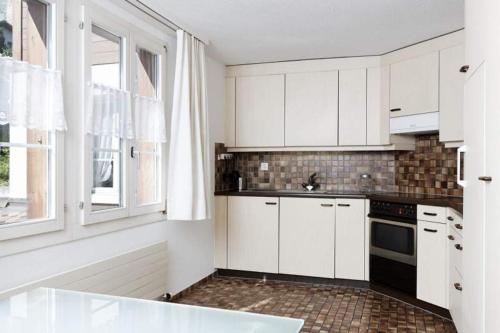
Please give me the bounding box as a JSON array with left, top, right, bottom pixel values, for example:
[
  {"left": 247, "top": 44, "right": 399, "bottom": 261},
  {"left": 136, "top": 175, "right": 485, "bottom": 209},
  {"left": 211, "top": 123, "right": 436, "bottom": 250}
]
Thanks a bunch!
[{"left": 0, "top": 0, "right": 53, "bottom": 225}]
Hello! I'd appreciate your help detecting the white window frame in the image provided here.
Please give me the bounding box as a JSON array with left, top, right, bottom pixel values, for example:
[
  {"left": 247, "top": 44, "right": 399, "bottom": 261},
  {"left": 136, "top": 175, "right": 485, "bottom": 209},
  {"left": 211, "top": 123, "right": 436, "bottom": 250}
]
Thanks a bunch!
[
  {"left": 82, "top": 4, "right": 130, "bottom": 225},
  {"left": 82, "top": 3, "right": 167, "bottom": 225},
  {"left": 0, "top": 0, "right": 65, "bottom": 241},
  {"left": 129, "top": 35, "right": 167, "bottom": 217}
]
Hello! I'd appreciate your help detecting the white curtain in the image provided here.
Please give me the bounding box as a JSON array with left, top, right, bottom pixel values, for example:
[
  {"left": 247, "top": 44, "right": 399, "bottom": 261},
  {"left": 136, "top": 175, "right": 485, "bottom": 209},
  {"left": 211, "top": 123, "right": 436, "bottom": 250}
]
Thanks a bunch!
[
  {"left": 86, "top": 83, "right": 134, "bottom": 139},
  {"left": 167, "top": 30, "right": 211, "bottom": 221},
  {"left": 0, "top": 56, "right": 66, "bottom": 131},
  {"left": 134, "top": 95, "right": 167, "bottom": 143}
]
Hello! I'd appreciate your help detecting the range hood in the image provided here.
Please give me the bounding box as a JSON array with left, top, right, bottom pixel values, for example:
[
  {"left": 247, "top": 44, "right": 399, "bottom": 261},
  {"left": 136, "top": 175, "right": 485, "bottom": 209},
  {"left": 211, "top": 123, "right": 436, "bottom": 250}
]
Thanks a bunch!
[{"left": 390, "top": 112, "right": 439, "bottom": 135}]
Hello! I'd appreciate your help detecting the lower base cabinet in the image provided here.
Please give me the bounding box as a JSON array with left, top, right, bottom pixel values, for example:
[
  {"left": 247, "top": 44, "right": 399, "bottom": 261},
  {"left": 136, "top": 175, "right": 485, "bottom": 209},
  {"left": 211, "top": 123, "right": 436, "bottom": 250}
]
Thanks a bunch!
[
  {"left": 279, "top": 198, "right": 336, "bottom": 278},
  {"left": 449, "top": 267, "right": 463, "bottom": 332},
  {"left": 227, "top": 196, "right": 279, "bottom": 273},
  {"left": 335, "top": 199, "right": 366, "bottom": 280},
  {"left": 417, "top": 220, "right": 448, "bottom": 308},
  {"left": 214, "top": 196, "right": 228, "bottom": 269}
]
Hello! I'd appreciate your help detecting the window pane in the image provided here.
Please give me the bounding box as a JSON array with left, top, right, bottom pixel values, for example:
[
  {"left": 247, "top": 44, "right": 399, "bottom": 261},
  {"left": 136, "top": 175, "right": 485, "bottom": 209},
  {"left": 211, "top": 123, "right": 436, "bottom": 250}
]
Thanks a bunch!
[
  {"left": 0, "top": 145, "right": 50, "bottom": 225},
  {"left": 0, "top": 0, "right": 49, "bottom": 67},
  {"left": 91, "top": 24, "right": 121, "bottom": 88},
  {"left": 91, "top": 136, "right": 122, "bottom": 211},
  {"left": 136, "top": 48, "right": 157, "bottom": 98},
  {"left": 136, "top": 142, "right": 159, "bottom": 206}
]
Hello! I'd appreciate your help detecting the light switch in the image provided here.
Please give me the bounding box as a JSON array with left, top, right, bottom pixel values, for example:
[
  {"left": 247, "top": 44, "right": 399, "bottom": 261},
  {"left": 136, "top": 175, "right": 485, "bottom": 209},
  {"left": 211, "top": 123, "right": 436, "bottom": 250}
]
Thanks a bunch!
[{"left": 260, "top": 162, "right": 269, "bottom": 171}]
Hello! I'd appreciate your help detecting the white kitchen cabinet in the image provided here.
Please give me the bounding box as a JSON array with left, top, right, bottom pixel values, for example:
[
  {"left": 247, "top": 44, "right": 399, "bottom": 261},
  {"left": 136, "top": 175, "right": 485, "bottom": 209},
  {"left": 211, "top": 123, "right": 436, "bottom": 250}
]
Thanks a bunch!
[
  {"left": 224, "top": 77, "right": 236, "bottom": 147},
  {"left": 235, "top": 75, "right": 285, "bottom": 147},
  {"left": 214, "top": 196, "right": 228, "bottom": 269},
  {"left": 279, "top": 198, "right": 335, "bottom": 278},
  {"left": 227, "top": 196, "right": 279, "bottom": 273},
  {"left": 449, "top": 267, "right": 464, "bottom": 333},
  {"left": 335, "top": 199, "right": 365, "bottom": 280},
  {"left": 366, "top": 66, "right": 390, "bottom": 146},
  {"left": 439, "top": 45, "right": 465, "bottom": 144},
  {"left": 417, "top": 220, "right": 447, "bottom": 308},
  {"left": 339, "top": 69, "right": 367, "bottom": 145},
  {"left": 390, "top": 52, "right": 439, "bottom": 117},
  {"left": 285, "top": 71, "right": 338, "bottom": 146}
]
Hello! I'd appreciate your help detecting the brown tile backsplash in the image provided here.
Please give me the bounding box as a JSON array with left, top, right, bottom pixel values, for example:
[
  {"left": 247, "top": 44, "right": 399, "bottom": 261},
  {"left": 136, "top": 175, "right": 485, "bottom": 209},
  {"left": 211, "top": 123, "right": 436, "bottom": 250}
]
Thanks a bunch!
[{"left": 215, "top": 134, "right": 463, "bottom": 197}]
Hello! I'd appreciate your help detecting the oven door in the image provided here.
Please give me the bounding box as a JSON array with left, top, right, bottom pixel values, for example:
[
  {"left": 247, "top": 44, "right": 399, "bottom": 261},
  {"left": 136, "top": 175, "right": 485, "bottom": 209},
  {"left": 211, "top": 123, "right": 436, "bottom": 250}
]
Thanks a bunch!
[{"left": 370, "top": 218, "right": 417, "bottom": 266}]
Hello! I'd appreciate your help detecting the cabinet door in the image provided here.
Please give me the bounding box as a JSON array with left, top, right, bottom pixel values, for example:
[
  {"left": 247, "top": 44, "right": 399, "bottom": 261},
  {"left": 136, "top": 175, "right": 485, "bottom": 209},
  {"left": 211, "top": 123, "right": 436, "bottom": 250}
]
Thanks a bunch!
[
  {"left": 214, "top": 196, "right": 228, "bottom": 269},
  {"left": 417, "top": 220, "right": 447, "bottom": 308},
  {"left": 339, "top": 69, "right": 367, "bottom": 145},
  {"left": 285, "top": 71, "right": 338, "bottom": 146},
  {"left": 367, "top": 66, "right": 390, "bottom": 145},
  {"left": 279, "top": 198, "right": 335, "bottom": 278},
  {"left": 224, "top": 77, "right": 236, "bottom": 147},
  {"left": 236, "top": 75, "right": 285, "bottom": 147},
  {"left": 439, "top": 45, "right": 465, "bottom": 143},
  {"left": 449, "top": 267, "right": 464, "bottom": 333},
  {"left": 335, "top": 199, "right": 365, "bottom": 280},
  {"left": 390, "top": 52, "right": 439, "bottom": 117},
  {"left": 227, "top": 196, "right": 279, "bottom": 273}
]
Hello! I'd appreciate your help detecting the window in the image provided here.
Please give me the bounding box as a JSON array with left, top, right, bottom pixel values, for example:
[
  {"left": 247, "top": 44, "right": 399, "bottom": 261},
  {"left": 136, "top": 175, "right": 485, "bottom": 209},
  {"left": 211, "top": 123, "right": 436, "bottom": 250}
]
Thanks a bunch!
[
  {"left": 90, "top": 24, "right": 124, "bottom": 212},
  {"left": 134, "top": 47, "right": 161, "bottom": 207},
  {"left": 0, "top": 0, "right": 58, "bottom": 228}
]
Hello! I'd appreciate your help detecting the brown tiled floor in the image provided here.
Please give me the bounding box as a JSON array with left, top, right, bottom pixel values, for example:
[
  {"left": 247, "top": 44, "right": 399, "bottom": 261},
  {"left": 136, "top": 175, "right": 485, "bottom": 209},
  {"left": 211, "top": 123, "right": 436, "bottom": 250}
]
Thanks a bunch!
[{"left": 175, "top": 276, "right": 456, "bottom": 333}]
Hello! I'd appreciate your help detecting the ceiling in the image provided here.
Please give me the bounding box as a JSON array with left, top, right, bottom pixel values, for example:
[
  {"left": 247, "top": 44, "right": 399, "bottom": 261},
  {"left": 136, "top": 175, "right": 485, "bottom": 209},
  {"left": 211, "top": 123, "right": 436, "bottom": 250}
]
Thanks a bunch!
[{"left": 143, "top": 0, "right": 464, "bottom": 65}]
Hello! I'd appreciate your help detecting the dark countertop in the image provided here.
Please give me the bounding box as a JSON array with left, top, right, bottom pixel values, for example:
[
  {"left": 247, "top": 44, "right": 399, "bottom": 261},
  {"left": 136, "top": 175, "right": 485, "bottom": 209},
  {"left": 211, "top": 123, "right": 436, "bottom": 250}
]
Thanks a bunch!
[{"left": 215, "top": 189, "right": 463, "bottom": 214}]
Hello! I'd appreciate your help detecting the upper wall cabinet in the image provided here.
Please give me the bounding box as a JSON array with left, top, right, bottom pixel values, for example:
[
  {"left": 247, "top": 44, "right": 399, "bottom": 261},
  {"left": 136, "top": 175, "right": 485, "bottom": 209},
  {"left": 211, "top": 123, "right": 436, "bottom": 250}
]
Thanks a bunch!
[
  {"left": 285, "top": 71, "right": 339, "bottom": 146},
  {"left": 439, "top": 45, "right": 465, "bottom": 144},
  {"left": 367, "top": 66, "right": 390, "bottom": 145},
  {"left": 389, "top": 52, "right": 439, "bottom": 117},
  {"left": 339, "top": 68, "right": 367, "bottom": 145},
  {"left": 225, "top": 77, "right": 236, "bottom": 147},
  {"left": 235, "top": 75, "right": 285, "bottom": 147}
]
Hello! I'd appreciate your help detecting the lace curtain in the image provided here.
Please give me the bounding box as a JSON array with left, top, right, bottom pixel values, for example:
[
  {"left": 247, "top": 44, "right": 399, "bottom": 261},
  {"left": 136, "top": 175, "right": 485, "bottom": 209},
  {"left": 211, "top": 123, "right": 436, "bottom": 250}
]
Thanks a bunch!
[
  {"left": 134, "top": 95, "right": 167, "bottom": 143},
  {"left": 0, "top": 57, "right": 66, "bottom": 131}
]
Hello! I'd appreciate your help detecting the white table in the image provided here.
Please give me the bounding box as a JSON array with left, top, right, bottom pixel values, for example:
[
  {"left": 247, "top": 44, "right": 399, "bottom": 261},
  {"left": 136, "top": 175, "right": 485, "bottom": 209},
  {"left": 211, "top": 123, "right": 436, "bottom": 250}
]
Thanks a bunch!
[{"left": 0, "top": 288, "right": 303, "bottom": 333}]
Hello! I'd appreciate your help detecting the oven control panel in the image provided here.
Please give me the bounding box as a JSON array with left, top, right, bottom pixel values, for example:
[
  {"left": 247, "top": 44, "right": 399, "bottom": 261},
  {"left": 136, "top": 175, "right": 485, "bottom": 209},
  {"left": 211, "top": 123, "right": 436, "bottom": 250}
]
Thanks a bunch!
[{"left": 370, "top": 200, "right": 417, "bottom": 221}]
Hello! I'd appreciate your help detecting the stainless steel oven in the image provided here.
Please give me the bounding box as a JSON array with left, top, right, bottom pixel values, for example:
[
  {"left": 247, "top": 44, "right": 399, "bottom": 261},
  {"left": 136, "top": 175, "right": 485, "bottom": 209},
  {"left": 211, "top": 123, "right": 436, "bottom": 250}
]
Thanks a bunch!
[{"left": 369, "top": 200, "right": 417, "bottom": 296}]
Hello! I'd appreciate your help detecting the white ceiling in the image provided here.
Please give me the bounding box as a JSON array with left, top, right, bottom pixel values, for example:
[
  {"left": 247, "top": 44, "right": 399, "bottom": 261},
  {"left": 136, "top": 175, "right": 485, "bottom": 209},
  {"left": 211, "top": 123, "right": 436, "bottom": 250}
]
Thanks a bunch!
[{"left": 144, "top": 0, "right": 464, "bottom": 65}]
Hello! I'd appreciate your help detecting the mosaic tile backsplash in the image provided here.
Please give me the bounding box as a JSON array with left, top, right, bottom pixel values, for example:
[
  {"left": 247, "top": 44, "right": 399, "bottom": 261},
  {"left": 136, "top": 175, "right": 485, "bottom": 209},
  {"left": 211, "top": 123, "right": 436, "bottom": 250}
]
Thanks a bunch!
[{"left": 215, "top": 134, "right": 463, "bottom": 196}]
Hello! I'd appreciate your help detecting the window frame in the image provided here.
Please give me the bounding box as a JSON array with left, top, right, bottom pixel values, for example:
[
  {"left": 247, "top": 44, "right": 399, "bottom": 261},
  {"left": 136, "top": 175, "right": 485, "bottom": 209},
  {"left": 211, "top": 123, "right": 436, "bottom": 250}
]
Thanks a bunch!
[
  {"left": 129, "top": 35, "right": 167, "bottom": 217},
  {"left": 81, "top": 4, "right": 167, "bottom": 225},
  {"left": 0, "top": 0, "right": 65, "bottom": 241},
  {"left": 82, "top": 5, "right": 130, "bottom": 225}
]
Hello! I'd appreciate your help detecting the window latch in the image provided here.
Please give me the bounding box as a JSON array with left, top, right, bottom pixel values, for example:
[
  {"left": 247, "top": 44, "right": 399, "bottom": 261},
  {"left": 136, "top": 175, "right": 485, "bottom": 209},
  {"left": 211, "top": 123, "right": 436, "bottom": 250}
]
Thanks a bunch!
[{"left": 130, "top": 146, "right": 135, "bottom": 158}]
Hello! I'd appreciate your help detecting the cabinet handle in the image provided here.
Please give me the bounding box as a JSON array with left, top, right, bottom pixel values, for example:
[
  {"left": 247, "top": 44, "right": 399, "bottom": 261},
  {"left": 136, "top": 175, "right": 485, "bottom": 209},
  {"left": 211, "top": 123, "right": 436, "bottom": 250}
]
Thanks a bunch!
[
  {"left": 423, "top": 212, "right": 437, "bottom": 216},
  {"left": 455, "top": 224, "right": 463, "bottom": 230},
  {"left": 321, "top": 204, "right": 334, "bottom": 207},
  {"left": 337, "top": 204, "right": 350, "bottom": 207},
  {"left": 459, "top": 65, "right": 470, "bottom": 73},
  {"left": 448, "top": 235, "right": 455, "bottom": 241},
  {"left": 454, "top": 283, "right": 463, "bottom": 291},
  {"left": 455, "top": 244, "right": 463, "bottom": 251},
  {"left": 423, "top": 228, "right": 438, "bottom": 233},
  {"left": 479, "top": 176, "right": 492, "bottom": 182},
  {"left": 390, "top": 108, "right": 402, "bottom": 112},
  {"left": 447, "top": 216, "right": 454, "bottom": 221},
  {"left": 265, "top": 202, "right": 277, "bottom": 205},
  {"left": 130, "top": 146, "right": 136, "bottom": 158}
]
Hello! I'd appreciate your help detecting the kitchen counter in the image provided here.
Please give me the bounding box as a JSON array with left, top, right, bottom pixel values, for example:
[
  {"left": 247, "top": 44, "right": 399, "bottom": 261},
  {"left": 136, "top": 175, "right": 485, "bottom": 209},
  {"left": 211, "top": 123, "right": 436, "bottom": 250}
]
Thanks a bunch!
[
  {"left": 0, "top": 288, "right": 303, "bottom": 333},
  {"left": 215, "top": 189, "right": 463, "bottom": 214}
]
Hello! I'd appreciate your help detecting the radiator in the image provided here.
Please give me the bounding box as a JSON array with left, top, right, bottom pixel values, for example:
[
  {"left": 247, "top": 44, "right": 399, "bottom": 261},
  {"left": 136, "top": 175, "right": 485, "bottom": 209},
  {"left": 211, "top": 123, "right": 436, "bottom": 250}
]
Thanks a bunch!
[{"left": 0, "top": 241, "right": 168, "bottom": 300}]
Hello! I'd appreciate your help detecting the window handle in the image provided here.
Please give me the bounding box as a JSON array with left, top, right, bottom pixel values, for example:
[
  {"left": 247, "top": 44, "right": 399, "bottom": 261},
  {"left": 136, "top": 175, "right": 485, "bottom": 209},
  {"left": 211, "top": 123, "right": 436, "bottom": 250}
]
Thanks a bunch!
[{"left": 130, "top": 146, "right": 135, "bottom": 158}]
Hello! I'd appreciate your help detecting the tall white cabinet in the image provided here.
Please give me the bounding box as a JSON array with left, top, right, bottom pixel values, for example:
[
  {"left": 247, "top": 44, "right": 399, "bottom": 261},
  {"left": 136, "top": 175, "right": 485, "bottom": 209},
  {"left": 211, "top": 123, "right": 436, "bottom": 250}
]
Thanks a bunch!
[
  {"left": 338, "top": 69, "right": 367, "bottom": 146},
  {"left": 285, "top": 71, "right": 339, "bottom": 146},
  {"left": 279, "top": 198, "right": 336, "bottom": 278},
  {"left": 235, "top": 75, "right": 285, "bottom": 147}
]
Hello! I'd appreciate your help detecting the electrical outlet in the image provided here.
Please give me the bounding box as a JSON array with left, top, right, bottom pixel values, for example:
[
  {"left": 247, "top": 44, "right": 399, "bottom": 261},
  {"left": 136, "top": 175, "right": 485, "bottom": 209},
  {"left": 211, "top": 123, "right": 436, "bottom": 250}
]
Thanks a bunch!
[{"left": 260, "top": 162, "right": 269, "bottom": 171}]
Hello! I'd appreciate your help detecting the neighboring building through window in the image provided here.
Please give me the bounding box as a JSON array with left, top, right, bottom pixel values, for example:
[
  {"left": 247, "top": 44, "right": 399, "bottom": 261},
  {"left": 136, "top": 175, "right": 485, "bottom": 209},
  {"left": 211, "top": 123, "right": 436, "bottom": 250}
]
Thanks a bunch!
[{"left": 0, "top": 0, "right": 52, "bottom": 225}]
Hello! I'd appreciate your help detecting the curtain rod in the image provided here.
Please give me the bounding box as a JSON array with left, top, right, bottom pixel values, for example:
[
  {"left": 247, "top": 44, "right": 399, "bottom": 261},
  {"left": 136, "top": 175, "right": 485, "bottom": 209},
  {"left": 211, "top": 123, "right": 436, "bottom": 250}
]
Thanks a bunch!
[{"left": 123, "top": 0, "right": 207, "bottom": 44}]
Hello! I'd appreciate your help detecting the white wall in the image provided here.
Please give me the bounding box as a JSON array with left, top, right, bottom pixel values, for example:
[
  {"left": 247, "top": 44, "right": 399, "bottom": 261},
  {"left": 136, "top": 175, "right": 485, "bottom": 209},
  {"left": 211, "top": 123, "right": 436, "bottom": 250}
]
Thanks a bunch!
[{"left": 0, "top": 0, "right": 226, "bottom": 297}]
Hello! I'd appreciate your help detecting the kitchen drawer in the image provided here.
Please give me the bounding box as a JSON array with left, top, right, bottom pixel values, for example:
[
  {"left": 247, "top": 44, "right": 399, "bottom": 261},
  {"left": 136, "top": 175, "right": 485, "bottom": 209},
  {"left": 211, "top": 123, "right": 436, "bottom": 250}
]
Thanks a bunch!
[
  {"left": 448, "top": 226, "right": 463, "bottom": 277},
  {"left": 447, "top": 208, "right": 463, "bottom": 236},
  {"left": 417, "top": 205, "right": 447, "bottom": 223},
  {"left": 449, "top": 267, "right": 463, "bottom": 332}
]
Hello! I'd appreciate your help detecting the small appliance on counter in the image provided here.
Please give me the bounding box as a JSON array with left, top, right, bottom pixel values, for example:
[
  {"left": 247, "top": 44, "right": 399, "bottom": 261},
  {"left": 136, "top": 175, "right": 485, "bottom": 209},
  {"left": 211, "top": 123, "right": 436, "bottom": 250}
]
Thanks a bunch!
[
  {"left": 369, "top": 200, "right": 417, "bottom": 296},
  {"left": 359, "top": 173, "right": 374, "bottom": 193}
]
